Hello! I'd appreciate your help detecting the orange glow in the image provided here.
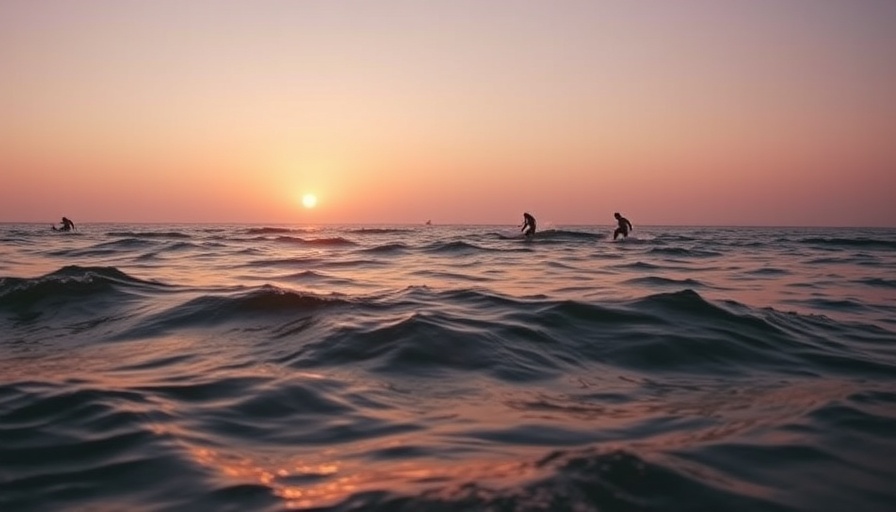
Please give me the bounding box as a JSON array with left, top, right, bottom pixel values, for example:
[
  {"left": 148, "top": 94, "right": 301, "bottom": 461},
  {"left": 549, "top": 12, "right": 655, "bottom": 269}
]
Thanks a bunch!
[
  {"left": 184, "top": 443, "right": 541, "bottom": 510},
  {"left": 2, "top": 2, "right": 894, "bottom": 225}
]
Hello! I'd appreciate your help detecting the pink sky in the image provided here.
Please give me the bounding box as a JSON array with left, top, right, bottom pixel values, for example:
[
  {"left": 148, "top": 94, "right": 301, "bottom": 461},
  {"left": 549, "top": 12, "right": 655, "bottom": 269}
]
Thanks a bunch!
[{"left": 2, "top": 0, "right": 895, "bottom": 226}]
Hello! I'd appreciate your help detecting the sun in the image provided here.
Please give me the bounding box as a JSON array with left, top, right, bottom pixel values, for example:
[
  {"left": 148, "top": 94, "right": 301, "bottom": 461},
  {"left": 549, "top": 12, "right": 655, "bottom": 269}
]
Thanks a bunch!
[{"left": 301, "top": 193, "right": 318, "bottom": 209}]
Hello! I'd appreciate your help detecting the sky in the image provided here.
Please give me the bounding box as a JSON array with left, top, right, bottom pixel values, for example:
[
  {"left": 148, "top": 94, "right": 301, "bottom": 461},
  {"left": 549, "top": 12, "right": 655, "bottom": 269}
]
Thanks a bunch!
[{"left": 2, "top": 0, "right": 895, "bottom": 226}]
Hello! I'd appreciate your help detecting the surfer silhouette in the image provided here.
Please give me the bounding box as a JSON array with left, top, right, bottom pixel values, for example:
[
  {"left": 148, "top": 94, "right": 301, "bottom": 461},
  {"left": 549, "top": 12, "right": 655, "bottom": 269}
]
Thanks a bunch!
[
  {"left": 521, "top": 212, "right": 536, "bottom": 238},
  {"left": 613, "top": 212, "right": 632, "bottom": 240},
  {"left": 54, "top": 216, "right": 75, "bottom": 232}
]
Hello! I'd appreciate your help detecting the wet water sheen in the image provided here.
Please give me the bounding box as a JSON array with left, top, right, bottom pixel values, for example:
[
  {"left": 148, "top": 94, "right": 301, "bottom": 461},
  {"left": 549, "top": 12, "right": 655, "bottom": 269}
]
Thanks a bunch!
[{"left": 1, "top": 224, "right": 895, "bottom": 511}]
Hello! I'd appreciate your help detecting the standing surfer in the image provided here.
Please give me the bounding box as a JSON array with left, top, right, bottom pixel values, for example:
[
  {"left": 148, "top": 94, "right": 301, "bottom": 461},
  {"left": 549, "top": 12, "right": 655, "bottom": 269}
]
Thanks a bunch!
[
  {"left": 613, "top": 212, "right": 632, "bottom": 240},
  {"left": 521, "top": 212, "right": 536, "bottom": 238}
]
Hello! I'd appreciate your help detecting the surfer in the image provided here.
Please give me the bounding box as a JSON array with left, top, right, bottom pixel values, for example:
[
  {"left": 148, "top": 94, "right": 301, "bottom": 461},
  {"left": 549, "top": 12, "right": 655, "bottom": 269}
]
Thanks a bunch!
[
  {"left": 54, "top": 216, "right": 75, "bottom": 232},
  {"left": 613, "top": 212, "right": 632, "bottom": 240},
  {"left": 521, "top": 212, "right": 536, "bottom": 238}
]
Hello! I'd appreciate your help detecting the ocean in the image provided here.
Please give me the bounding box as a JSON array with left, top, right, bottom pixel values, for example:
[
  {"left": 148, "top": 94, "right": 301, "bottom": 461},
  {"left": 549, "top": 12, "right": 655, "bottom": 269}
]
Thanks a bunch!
[{"left": 1, "top": 223, "right": 895, "bottom": 512}]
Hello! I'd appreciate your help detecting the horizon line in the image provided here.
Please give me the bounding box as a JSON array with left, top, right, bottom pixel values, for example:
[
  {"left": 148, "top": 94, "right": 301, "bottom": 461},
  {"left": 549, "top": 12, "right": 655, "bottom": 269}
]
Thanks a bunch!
[{"left": 2, "top": 221, "right": 894, "bottom": 230}]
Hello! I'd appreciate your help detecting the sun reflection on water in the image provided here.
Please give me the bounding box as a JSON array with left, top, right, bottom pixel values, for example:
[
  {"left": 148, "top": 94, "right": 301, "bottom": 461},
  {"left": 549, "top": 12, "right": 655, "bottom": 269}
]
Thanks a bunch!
[{"left": 186, "top": 442, "right": 538, "bottom": 509}]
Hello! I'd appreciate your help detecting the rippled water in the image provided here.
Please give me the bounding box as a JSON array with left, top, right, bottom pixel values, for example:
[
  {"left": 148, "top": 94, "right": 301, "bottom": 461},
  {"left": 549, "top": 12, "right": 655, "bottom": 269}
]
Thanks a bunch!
[{"left": 1, "top": 223, "right": 895, "bottom": 511}]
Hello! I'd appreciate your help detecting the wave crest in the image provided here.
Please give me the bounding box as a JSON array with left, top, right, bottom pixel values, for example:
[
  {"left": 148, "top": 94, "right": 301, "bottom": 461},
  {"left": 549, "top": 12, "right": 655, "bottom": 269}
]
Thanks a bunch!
[
  {"left": 112, "top": 286, "right": 351, "bottom": 340},
  {"left": 0, "top": 266, "right": 166, "bottom": 313}
]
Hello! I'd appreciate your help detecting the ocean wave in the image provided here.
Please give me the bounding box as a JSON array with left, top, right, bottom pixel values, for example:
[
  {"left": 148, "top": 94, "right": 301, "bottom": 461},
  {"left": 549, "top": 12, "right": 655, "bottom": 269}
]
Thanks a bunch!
[
  {"left": 424, "top": 241, "right": 491, "bottom": 253},
  {"left": 277, "top": 288, "right": 868, "bottom": 380},
  {"left": 243, "top": 227, "right": 300, "bottom": 235},
  {"left": 0, "top": 382, "right": 213, "bottom": 512},
  {"left": 744, "top": 267, "right": 790, "bottom": 275},
  {"left": 490, "top": 230, "right": 603, "bottom": 242},
  {"left": 856, "top": 277, "right": 896, "bottom": 288},
  {"left": 281, "top": 270, "right": 359, "bottom": 287},
  {"left": 410, "top": 269, "right": 494, "bottom": 284},
  {"left": 3, "top": 224, "right": 896, "bottom": 512},
  {"left": 91, "top": 238, "right": 160, "bottom": 250},
  {"left": 359, "top": 243, "right": 410, "bottom": 254},
  {"left": 3, "top": 381, "right": 890, "bottom": 512},
  {"left": 105, "top": 231, "right": 192, "bottom": 239},
  {"left": 0, "top": 266, "right": 168, "bottom": 314},
  {"left": 293, "top": 448, "right": 791, "bottom": 512},
  {"left": 319, "top": 259, "right": 391, "bottom": 269},
  {"left": 610, "top": 236, "right": 654, "bottom": 245},
  {"left": 805, "top": 256, "right": 862, "bottom": 265},
  {"left": 799, "top": 237, "right": 896, "bottom": 250},
  {"left": 131, "top": 375, "right": 268, "bottom": 403},
  {"left": 164, "top": 241, "right": 204, "bottom": 251},
  {"left": 787, "top": 297, "right": 870, "bottom": 312},
  {"left": 273, "top": 236, "right": 309, "bottom": 244},
  {"left": 284, "top": 270, "right": 334, "bottom": 280},
  {"left": 111, "top": 285, "right": 351, "bottom": 340},
  {"left": 533, "top": 289, "right": 896, "bottom": 377},
  {"left": 535, "top": 229, "right": 604, "bottom": 241},
  {"left": 46, "top": 247, "right": 125, "bottom": 258},
  {"left": 247, "top": 257, "right": 325, "bottom": 268},
  {"left": 275, "top": 236, "right": 357, "bottom": 246},
  {"left": 622, "top": 276, "right": 707, "bottom": 287},
  {"left": 616, "top": 261, "right": 662, "bottom": 270},
  {"left": 348, "top": 228, "right": 414, "bottom": 234},
  {"left": 648, "top": 247, "right": 722, "bottom": 258}
]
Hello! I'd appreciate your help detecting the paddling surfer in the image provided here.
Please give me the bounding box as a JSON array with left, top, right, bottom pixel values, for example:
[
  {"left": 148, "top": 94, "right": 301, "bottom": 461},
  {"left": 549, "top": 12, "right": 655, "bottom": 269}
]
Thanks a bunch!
[{"left": 53, "top": 216, "right": 75, "bottom": 232}]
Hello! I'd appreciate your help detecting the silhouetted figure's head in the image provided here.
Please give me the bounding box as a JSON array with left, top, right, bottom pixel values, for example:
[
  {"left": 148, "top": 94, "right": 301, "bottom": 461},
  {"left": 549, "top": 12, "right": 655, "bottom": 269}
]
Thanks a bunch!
[{"left": 614, "top": 212, "right": 621, "bottom": 219}]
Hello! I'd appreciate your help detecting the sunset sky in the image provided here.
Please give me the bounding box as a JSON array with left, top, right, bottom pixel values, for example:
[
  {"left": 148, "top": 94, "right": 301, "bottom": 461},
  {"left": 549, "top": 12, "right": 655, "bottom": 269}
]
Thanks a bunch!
[{"left": 2, "top": 0, "right": 895, "bottom": 226}]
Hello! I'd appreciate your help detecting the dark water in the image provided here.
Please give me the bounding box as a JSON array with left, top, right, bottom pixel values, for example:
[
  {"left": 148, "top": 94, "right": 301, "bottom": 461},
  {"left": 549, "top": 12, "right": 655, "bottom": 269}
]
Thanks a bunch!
[{"left": 1, "top": 224, "right": 895, "bottom": 511}]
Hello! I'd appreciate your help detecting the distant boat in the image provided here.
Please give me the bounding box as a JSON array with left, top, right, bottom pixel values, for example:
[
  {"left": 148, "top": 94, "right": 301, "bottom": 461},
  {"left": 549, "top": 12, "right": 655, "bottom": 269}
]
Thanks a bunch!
[{"left": 425, "top": 220, "right": 432, "bottom": 225}]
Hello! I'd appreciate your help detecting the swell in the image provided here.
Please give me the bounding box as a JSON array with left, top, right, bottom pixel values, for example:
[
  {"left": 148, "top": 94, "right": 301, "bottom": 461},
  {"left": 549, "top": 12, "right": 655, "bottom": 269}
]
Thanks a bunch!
[
  {"left": 87, "top": 238, "right": 160, "bottom": 250},
  {"left": 856, "top": 277, "right": 896, "bottom": 288},
  {"left": 280, "top": 288, "right": 896, "bottom": 380},
  {"left": 274, "top": 236, "right": 357, "bottom": 246},
  {"left": 303, "top": 448, "right": 795, "bottom": 512},
  {"left": 105, "top": 231, "right": 191, "bottom": 239},
  {"left": 424, "top": 240, "right": 490, "bottom": 253},
  {"left": 281, "top": 270, "right": 359, "bottom": 286},
  {"left": 245, "top": 256, "right": 325, "bottom": 268},
  {"left": 347, "top": 228, "right": 414, "bottom": 234},
  {"left": 534, "top": 229, "right": 604, "bottom": 241},
  {"left": 0, "top": 266, "right": 170, "bottom": 317},
  {"left": 6, "top": 274, "right": 893, "bottom": 380},
  {"left": 4, "top": 378, "right": 893, "bottom": 512},
  {"left": 648, "top": 247, "right": 722, "bottom": 258},
  {"left": 0, "top": 381, "right": 278, "bottom": 512},
  {"left": 359, "top": 242, "right": 410, "bottom": 254},
  {"left": 3, "top": 289, "right": 896, "bottom": 512},
  {"left": 799, "top": 237, "right": 896, "bottom": 250},
  {"left": 622, "top": 276, "right": 707, "bottom": 287},
  {"left": 110, "top": 285, "right": 352, "bottom": 340},
  {"left": 243, "top": 227, "right": 301, "bottom": 235}
]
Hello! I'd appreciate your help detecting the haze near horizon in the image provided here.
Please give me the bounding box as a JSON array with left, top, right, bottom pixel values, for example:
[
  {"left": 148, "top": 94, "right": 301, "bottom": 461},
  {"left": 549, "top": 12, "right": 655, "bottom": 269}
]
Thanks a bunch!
[{"left": 2, "top": 1, "right": 895, "bottom": 227}]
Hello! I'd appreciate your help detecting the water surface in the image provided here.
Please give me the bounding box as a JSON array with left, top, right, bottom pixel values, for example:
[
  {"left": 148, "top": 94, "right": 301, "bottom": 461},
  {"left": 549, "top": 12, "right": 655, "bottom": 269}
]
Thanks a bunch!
[{"left": 2, "top": 224, "right": 895, "bottom": 511}]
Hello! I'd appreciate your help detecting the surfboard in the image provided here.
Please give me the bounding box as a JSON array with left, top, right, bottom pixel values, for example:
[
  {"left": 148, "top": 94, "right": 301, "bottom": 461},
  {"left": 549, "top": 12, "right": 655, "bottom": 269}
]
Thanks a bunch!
[{"left": 498, "top": 230, "right": 526, "bottom": 239}]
